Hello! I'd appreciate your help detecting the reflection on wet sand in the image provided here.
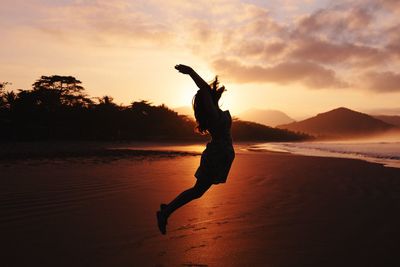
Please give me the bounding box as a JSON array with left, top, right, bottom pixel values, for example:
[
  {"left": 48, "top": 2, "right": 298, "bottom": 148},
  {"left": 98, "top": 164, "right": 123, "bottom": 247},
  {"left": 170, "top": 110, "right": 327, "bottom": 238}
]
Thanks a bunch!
[{"left": 1, "top": 149, "right": 400, "bottom": 266}]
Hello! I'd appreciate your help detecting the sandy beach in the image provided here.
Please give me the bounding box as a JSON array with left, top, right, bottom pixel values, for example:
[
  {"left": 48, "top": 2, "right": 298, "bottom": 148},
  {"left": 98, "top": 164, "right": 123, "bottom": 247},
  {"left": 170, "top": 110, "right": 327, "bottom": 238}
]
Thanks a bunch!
[{"left": 1, "top": 145, "right": 400, "bottom": 267}]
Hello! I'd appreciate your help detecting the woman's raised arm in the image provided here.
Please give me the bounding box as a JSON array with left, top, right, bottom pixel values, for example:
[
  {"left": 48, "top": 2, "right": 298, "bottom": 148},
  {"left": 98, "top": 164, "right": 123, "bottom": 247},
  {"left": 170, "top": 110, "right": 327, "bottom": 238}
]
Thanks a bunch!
[
  {"left": 175, "top": 64, "right": 219, "bottom": 120},
  {"left": 175, "top": 64, "right": 209, "bottom": 90}
]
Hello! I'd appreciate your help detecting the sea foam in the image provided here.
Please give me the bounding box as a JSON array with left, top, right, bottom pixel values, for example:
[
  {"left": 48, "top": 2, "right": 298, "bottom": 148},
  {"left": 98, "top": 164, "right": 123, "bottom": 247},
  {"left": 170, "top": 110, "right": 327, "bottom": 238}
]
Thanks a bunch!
[{"left": 249, "top": 141, "right": 400, "bottom": 168}]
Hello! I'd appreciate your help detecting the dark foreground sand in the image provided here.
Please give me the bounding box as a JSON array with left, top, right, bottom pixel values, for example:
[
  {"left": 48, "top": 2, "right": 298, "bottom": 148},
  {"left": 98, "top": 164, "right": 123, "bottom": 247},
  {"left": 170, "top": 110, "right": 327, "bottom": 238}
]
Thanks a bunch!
[{"left": 1, "top": 148, "right": 400, "bottom": 267}]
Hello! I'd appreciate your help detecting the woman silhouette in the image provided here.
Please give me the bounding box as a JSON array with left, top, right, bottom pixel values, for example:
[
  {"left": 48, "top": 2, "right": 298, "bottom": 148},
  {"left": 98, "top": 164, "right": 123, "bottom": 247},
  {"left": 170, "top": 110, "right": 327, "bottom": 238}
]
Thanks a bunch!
[{"left": 156, "top": 64, "right": 235, "bottom": 235}]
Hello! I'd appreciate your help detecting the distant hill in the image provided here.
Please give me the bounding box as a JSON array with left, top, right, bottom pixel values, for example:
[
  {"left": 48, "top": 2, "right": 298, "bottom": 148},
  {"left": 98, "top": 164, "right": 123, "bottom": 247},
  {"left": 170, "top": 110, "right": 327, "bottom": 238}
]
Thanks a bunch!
[
  {"left": 171, "top": 107, "right": 309, "bottom": 141},
  {"left": 232, "top": 120, "right": 311, "bottom": 141},
  {"left": 373, "top": 115, "right": 400, "bottom": 127},
  {"left": 278, "top": 107, "right": 396, "bottom": 139},
  {"left": 238, "top": 109, "right": 295, "bottom": 127}
]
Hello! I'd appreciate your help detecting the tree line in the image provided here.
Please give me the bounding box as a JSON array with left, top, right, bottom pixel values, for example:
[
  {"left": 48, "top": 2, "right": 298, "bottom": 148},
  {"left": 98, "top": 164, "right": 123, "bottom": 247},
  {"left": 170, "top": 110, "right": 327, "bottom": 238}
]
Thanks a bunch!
[{"left": 0, "top": 76, "right": 310, "bottom": 142}]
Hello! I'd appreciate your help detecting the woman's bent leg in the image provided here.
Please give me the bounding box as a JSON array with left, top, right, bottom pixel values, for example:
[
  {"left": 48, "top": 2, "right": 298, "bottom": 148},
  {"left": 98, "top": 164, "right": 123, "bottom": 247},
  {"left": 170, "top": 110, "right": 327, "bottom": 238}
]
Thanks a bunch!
[{"left": 163, "top": 179, "right": 212, "bottom": 218}]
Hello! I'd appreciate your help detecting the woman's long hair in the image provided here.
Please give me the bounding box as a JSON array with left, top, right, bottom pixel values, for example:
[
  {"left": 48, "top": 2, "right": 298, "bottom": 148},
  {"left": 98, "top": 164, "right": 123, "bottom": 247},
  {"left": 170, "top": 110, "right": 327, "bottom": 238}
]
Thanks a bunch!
[{"left": 192, "top": 76, "right": 225, "bottom": 134}]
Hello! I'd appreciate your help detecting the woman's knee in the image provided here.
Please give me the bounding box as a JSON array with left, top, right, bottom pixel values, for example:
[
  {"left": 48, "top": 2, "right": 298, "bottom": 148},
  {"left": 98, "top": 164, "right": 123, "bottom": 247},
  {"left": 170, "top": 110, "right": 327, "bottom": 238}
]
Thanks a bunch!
[{"left": 192, "top": 184, "right": 211, "bottom": 198}]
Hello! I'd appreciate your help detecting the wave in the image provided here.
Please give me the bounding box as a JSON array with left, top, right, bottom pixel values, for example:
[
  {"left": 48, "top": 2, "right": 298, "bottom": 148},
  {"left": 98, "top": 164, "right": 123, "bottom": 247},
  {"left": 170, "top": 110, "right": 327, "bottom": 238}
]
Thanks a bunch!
[{"left": 248, "top": 141, "right": 400, "bottom": 168}]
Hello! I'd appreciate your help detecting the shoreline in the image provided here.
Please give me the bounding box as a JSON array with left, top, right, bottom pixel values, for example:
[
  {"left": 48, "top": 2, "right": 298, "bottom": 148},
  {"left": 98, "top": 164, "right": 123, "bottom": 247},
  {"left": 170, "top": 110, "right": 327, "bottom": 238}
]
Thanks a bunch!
[
  {"left": 1, "top": 140, "right": 399, "bottom": 169},
  {"left": 246, "top": 142, "right": 400, "bottom": 169}
]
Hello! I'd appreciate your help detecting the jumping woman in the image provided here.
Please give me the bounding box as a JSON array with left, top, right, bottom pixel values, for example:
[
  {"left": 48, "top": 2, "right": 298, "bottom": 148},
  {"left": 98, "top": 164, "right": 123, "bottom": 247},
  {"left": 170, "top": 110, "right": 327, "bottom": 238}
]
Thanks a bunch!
[{"left": 156, "top": 64, "right": 235, "bottom": 235}]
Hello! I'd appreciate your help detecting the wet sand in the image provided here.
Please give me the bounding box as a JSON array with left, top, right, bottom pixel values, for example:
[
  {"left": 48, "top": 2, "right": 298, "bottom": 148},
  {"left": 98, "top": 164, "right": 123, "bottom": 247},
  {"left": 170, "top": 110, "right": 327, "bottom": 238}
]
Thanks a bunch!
[{"left": 1, "top": 148, "right": 400, "bottom": 267}]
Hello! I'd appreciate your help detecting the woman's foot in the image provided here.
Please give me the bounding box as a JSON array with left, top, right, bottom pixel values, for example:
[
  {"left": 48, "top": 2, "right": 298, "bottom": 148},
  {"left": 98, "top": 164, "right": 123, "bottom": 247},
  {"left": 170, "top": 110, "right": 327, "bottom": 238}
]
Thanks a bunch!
[
  {"left": 156, "top": 211, "right": 167, "bottom": 235},
  {"left": 157, "top": 204, "right": 168, "bottom": 235},
  {"left": 160, "top": 203, "right": 168, "bottom": 225}
]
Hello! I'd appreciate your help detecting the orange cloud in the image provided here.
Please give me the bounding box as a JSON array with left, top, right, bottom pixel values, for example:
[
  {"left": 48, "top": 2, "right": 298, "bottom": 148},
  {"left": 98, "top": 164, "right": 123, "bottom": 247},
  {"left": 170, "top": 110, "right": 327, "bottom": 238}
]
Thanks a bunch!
[
  {"left": 207, "top": 1, "right": 400, "bottom": 92},
  {"left": 3, "top": 0, "right": 400, "bottom": 94},
  {"left": 213, "top": 58, "right": 348, "bottom": 89},
  {"left": 363, "top": 71, "right": 400, "bottom": 92},
  {"left": 34, "top": 0, "right": 174, "bottom": 45},
  {"left": 288, "top": 38, "right": 385, "bottom": 66}
]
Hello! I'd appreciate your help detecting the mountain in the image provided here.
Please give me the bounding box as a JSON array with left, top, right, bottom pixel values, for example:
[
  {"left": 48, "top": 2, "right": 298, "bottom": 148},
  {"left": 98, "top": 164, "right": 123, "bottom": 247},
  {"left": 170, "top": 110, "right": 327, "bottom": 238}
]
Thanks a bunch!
[
  {"left": 238, "top": 109, "right": 295, "bottom": 127},
  {"left": 172, "top": 107, "right": 310, "bottom": 141},
  {"left": 278, "top": 107, "right": 396, "bottom": 138},
  {"left": 373, "top": 115, "right": 400, "bottom": 127}
]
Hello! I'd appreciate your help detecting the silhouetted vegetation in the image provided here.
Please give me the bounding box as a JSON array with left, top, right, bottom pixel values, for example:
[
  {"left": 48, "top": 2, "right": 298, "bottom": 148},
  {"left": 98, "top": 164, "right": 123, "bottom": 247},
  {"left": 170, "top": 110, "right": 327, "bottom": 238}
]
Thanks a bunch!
[
  {"left": 232, "top": 120, "right": 310, "bottom": 141},
  {"left": 0, "top": 76, "right": 311, "bottom": 142}
]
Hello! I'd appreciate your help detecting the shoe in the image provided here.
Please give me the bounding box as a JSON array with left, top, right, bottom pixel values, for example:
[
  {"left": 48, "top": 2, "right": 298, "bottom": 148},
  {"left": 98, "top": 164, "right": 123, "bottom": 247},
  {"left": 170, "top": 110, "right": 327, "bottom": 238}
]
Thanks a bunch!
[
  {"left": 160, "top": 204, "right": 168, "bottom": 225},
  {"left": 156, "top": 210, "right": 167, "bottom": 235}
]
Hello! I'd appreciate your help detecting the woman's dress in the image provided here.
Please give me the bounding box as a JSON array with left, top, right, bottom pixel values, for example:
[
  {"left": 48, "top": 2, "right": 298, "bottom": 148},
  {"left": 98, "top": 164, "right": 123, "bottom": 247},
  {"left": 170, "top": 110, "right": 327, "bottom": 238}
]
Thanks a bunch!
[{"left": 194, "top": 110, "right": 235, "bottom": 184}]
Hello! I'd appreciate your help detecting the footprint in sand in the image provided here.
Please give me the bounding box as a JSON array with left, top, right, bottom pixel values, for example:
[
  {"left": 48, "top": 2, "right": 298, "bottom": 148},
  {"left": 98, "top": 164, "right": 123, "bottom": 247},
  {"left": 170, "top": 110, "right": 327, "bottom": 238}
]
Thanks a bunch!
[
  {"left": 193, "top": 227, "right": 207, "bottom": 231},
  {"left": 213, "top": 235, "right": 222, "bottom": 240},
  {"left": 177, "top": 224, "right": 195, "bottom": 231},
  {"left": 169, "top": 234, "right": 187, "bottom": 239},
  {"left": 184, "top": 243, "right": 207, "bottom": 252},
  {"left": 181, "top": 263, "right": 208, "bottom": 267}
]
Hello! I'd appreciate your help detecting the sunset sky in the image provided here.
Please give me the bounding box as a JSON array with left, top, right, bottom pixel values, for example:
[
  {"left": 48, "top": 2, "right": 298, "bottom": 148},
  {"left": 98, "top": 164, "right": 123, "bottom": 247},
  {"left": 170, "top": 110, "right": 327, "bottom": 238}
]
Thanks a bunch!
[{"left": 1, "top": 0, "right": 400, "bottom": 118}]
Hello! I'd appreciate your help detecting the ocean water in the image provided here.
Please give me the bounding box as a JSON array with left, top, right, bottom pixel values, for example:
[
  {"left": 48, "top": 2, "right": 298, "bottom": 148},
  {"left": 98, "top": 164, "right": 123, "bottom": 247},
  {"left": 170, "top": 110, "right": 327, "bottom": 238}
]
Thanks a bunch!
[{"left": 248, "top": 141, "right": 400, "bottom": 168}]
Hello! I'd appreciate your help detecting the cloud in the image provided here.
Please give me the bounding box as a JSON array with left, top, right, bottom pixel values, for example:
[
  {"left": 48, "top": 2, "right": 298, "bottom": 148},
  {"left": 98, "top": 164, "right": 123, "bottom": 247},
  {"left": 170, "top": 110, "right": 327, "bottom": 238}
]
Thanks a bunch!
[
  {"left": 23, "top": 0, "right": 174, "bottom": 46},
  {"left": 362, "top": 71, "right": 400, "bottom": 92},
  {"left": 2, "top": 0, "right": 400, "bottom": 93},
  {"left": 380, "top": 0, "right": 400, "bottom": 13},
  {"left": 213, "top": 58, "right": 348, "bottom": 89},
  {"left": 294, "top": 5, "right": 375, "bottom": 41},
  {"left": 228, "top": 40, "right": 288, "bottom": 60},
  {"left": 208, "top": 0, "right": 400, "bottom": 92},
  {"left": 288, "top": 38, "right": 385, "bottom": 66}
]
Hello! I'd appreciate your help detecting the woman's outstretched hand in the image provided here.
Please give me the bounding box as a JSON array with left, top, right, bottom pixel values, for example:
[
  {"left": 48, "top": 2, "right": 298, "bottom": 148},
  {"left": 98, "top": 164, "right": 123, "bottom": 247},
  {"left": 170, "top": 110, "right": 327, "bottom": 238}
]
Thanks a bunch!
[{"left": 175, "top": 64, "right": 193, "bottom": 75}]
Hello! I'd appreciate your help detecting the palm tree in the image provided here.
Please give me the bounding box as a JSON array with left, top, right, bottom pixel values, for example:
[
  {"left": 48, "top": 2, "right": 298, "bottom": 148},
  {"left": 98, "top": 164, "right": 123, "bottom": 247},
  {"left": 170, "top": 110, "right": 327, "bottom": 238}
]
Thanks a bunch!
[
  {"left": 96, "top": 96, "right": 119, "bottom": 111},
  {"left": 3, "top": 91, "right": 17, "bottom": 111},
  {"left": 0, "top": 82, "right": 12, "bottom": 109}
]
